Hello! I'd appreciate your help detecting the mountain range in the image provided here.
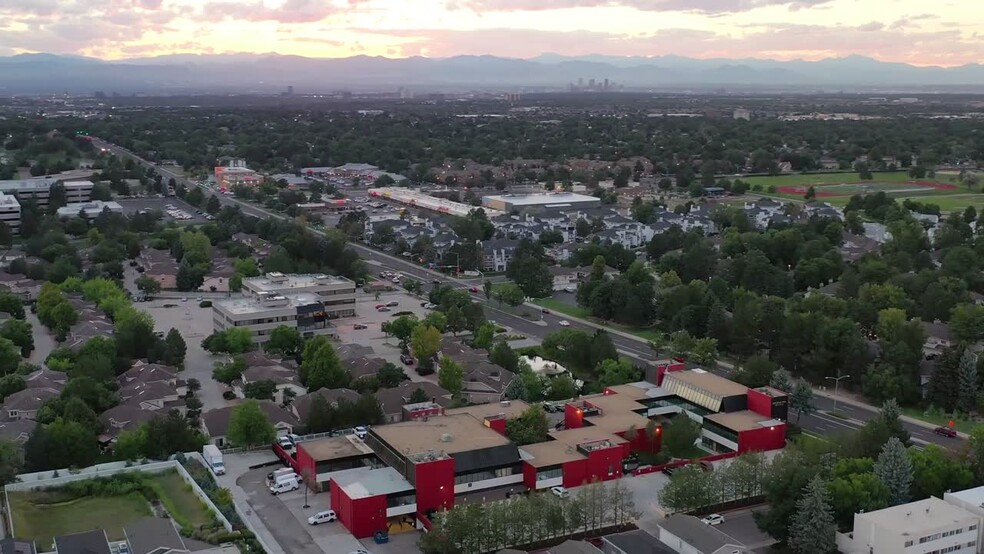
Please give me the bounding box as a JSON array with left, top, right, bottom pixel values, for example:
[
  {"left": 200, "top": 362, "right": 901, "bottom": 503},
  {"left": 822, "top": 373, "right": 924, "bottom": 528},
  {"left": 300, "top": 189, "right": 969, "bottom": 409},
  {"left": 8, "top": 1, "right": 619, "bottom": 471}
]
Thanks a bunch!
[{"left": 2, "top": 52, "right": 983, "bottom": 95}]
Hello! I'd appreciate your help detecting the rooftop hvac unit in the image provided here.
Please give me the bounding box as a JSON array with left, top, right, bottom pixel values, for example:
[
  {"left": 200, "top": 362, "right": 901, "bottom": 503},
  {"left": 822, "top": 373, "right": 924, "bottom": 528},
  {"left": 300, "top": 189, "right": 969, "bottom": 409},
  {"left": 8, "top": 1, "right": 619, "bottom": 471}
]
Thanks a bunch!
[{"left": 440, "top": 433, "right": 453, "bottom": 443}]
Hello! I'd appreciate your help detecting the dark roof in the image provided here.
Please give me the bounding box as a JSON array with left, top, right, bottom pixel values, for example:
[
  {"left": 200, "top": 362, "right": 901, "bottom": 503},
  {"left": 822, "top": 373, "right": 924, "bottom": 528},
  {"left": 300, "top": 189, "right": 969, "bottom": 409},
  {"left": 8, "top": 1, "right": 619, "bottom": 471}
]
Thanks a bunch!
[
  {"left": 0, "top": 539, "right": 34, "bottom": 554},
  {"left": 546, "top": 540, "right": 602, "bottom": 554},
  {"left": 657, "top": 515, "right": 747, "bottom": 554},
  {"left": 25, "top": 368, "right": 67, "bottom": 384},
  {"left": 335, "top": 343, "right": 375, "bottom": 361},
  {"left": 375, "top": 381, "right": 452, "bottom": 415},
  {"left": 921, "top": 321, "right": 953, "bottom": 341},
  {"left": 239, "top": 351, "right": 283, "bottom": 368},
  {"left": 346, "top": 357, "right": 388, "bottom": 379},
  {"left": 3, "top": 387, "right": 60, "bottom": 414},
  {"left": 241, "top": 365, "right": 297, "bottom": 386},
  {"left": 0, "top": 419, "right": 37, "bottom": 444},
  {"left": 54, "top": 530, "right": 111, "bottom": 554},
  {"left": 604, "top": 529, "right": 675, "bottom": 554},
  {"left": 124, "top": 517, "right": 188, "bottom": 554},
  {"left": 292, "top": 388, "right": 360, "bottom": 422},
  {"left": 203, "top": 401, "right": 297, "bottom": 437},
  {"left": 119, "top": 363, "right": 178, "bottom": 385}
]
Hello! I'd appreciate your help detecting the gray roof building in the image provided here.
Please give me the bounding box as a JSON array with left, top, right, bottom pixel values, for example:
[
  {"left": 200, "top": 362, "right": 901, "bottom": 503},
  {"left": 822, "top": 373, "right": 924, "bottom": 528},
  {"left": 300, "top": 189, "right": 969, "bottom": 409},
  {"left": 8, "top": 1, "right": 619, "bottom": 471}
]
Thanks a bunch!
[
  {"left": 54, "top": 530, "right": 111, "bottom": 554},
  {"left": 123, "top": 517, "right": 188, "bottom": 554},
  {"left": 603, "top": 529, "right": 676, "bottom": 554},
  {"left": 656, "top": 514, "right": 749, "bottom": 554}
]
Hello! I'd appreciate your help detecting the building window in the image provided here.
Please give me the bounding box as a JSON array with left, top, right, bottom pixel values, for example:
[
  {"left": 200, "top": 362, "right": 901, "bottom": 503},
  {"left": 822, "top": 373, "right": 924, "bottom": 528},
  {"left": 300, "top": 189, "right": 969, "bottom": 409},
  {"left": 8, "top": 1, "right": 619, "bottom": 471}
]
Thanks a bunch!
[{"left": 904, "top": 540, "right": 913, "bottom": 547}]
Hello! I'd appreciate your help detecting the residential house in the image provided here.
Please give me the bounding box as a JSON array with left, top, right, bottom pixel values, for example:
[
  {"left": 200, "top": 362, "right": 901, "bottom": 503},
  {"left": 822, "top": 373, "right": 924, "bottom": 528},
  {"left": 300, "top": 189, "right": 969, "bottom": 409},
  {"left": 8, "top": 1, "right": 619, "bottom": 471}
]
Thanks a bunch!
[
  {"left": 3, "top": 387, "right": 59, "bottom": 420},
  {"left": 0, "top": 538, "right": 36, "bottom": 554},
  {"left": 862, "top": 222, "right": 892, "bottom": 243},
  {"left": 290, "top": 387, "right": 360, "bottom": 424},
  {"left": 0, "top": 419, "right": 37, "bottom": 445},
  {"left": 231, "top": 233, "right": 273, "bottom": 258},
  {"left": 239, "top": 351, "right": 284, "bottom": 368},
  {"left": 24, "top": 368, "right": 67, "bottom": 391},
  {"left": 656, "top": 514, "right": 749, "bottom": 554},
  {"left": 839, "top": 233, "right": 881, "bottom": 263},
  {"left": 545, "top": 541, "right": 602, "bottom": 554},
  {"left": 335, "top": 343, "right": 376, "bottom": 361},
  {"left": 482, "top": 238, "right": 520, "bottom": 272},
  {"left": 53, "top": 530, "right": 111, "bottom": 554},
  {"left": 123, "top": 517, "right": 189, "bottom": 554},
  {"left": 921, "top": 321, "right": 954, "bottom": 354},
  {"left": 99, "top": 404, "right": 158, "bottom": 444},
  {"left": 375, "top": 381, "right": 452, "bottom": 423},
  {"left": 603, "top": 529, "right": 677, "bottom": 554},
  {"left": 200, "top": 256, "right": 237, "bottom": 293},
  {"left": 119, "top": 380, "right": 183, "bottom": 412},
  {"left": 119, "top": 362, "right": 180, "bottom": 388},
  {"left": 548, "top": 266, "right": 580, "bottom": 291},
  {"left": 462, "top": 362, "right": 515, "bottom": 404},
  {"left": 575, "top": 264, "right": 620, "bottom": 281},
  {"left": 137, "top": 248, "right": 180, "bottom": 290},
  {"left": 0, "top": 272, "right": 42, "bottom": 302},
  {"left": 345, "top": 356, "right": 389, "bottom": 382},
  {"left": 236, "top": 365, "right": 305, "bottom": 405},
  {"left": 202, "top": 401, "right": 298, "bottom": 446}
]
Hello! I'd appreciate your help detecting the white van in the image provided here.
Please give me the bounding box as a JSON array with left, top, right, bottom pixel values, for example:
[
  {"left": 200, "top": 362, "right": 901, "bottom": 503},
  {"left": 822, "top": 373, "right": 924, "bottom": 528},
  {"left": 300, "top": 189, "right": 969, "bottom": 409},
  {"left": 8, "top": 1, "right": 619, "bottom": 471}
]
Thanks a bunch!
[
  {"left": 270, "top": 478, "right": 299, "bottom": 495},
  {"left": 268, "top": 467, "right": 299, "bottom": 484},
  {"left": 273, "top": 471, "right": 302, "bottom": 485}
]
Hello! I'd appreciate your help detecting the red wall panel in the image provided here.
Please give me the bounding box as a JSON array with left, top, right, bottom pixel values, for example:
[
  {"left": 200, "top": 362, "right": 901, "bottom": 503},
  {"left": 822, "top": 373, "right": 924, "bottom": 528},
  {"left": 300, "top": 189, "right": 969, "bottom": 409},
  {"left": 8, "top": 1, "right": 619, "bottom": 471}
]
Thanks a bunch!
[
  {"left": 522, "top": 461, "right": 538, "bottom": 489},
  {"left": 737, "top": 423, "right": 786, "bottom": 453},
  {"left": 484, "top": 416, "right": 506, "bottom": 435},
  {"left": 562, "top": 459, "right": 587, "bottom": 488},
  {"left": 564, "top": 403, "right": 585, "bottom": 429},
  {"left": 746, "top": 388, "right": 774, "bottom": 418},
  {"left": 413, "top": 457, "right": 456, "bottom": 512},
  {"left": 585, "top": 444, "right": 625, "bottom": 483},
  {"left": 332, "top": 483, "right": 388, "bottom": 538}
]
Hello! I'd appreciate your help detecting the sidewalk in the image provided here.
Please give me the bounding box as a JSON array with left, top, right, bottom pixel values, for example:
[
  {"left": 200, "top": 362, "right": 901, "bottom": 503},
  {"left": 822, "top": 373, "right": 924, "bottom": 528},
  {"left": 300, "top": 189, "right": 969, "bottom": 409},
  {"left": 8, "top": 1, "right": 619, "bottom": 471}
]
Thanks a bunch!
[{"left": 229, "top": 487, "right": 286, "bottom": 554}]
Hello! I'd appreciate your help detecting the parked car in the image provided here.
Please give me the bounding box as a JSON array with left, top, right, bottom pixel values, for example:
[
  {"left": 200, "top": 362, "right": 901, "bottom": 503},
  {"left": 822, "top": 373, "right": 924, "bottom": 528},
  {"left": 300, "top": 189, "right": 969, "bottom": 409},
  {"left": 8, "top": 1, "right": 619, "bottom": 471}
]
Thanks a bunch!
[
  {"left": 374, "top": 304, "right": 386, "bottom": 309},
  {"left": 400, "top": 354, "right": 415, "bottom": 365},
  {"left": 469, "top": 287, "right": 479, "bottom": 293},
  {"left": 199, "top": 300, "right": 212, "bottom": 308},
  {"left": 701, "top": 514, "right": 725, "bottom": 526},
  {"left": 432, "top": 279, "right": 441, "bottom": 284},
  {"left": 222, "top": 390, "right": 236, "bottom": 400},
  {"left": 353, "top": 323, "right": 368, "bottom": 330},
  {"left": 935, "top": 426, "right": 958, "bottom": 438},
  {"left": 308, "top": 510, "right": 337, "bottom": 525},
  {"left": 386, "top": 301, "right": 399, "bottom": 307},
  {"left": 550, "top": 486, "right": 570, "bottom": 498},
  {"left": 564, "top": 286, "right": 576, "bottom": 293},
  {"left": 558, "top": 320, "right": 571, "bottom": 327},
  {"left": 277, "top": 436, "right": 294, "bottom": 450},
  {"left": 377, "top": 307, "right": 391, "bottom": 312},
  {"left": 423, "top": 303, "right": 437, "bottom": 309},
  {"left": 354, "top": 426, "right": 368, "bottom": 440}
]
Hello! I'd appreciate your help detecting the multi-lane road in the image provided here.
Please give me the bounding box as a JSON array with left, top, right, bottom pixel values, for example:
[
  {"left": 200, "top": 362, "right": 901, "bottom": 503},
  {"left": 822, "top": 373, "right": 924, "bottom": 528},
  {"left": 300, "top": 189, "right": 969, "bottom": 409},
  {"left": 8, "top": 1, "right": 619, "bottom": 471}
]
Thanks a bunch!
[{"left": 90, "top": 137, "right": 964, "bottom": 449}]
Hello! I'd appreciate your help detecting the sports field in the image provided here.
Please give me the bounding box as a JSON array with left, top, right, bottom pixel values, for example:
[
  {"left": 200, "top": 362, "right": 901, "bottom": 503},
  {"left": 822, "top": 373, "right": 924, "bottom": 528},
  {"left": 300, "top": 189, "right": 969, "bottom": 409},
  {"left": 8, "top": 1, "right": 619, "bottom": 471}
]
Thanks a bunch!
[{"left": 748, "top": 171, "right": 977, "bottom": 209}]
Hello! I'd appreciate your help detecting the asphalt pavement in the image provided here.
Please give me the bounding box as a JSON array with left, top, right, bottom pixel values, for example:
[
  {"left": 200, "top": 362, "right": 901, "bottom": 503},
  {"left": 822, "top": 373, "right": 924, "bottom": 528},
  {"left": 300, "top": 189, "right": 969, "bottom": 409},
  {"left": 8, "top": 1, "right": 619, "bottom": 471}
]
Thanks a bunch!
[{"left": 92, "top": 137, "right": 965, "bottom": 450}]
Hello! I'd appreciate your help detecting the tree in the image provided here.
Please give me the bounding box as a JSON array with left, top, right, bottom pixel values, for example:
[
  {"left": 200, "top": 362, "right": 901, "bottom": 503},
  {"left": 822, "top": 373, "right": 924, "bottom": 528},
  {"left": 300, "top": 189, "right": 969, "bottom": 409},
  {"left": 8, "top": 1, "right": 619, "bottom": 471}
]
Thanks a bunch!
[
  {"left": 0, "top": 293, "right": 25, "bottom": 319},
  {"left": 958, "top": 348, "right": 979, "bottom": 414},
  {"left": 874, "top": 436, "right": 913, "bottom": 506},
  {"left": 769, "top": 368, "right": 794, "bottom": 393},
  {"left": 660, "top": 464, "right": 718, "bottom": 514},
  {"left": 438, "top": 357, "right": 464, "bottom": 397},
  {"left": 662, "top": 416, "right": 701, "bottom": 458},
  {"left": 0, "top": 374, "right": 25, "bottom": 401},
  {"left": 227, "top": 400, "right": 276, "bottom": 447},
  {"left": 0, "top": 439, "right": 23, "bottom": 484},
  {"left": 205, "top": 195, "right": 221, "bottom": 214},
  {"left": 244, "top": 380, "right": 278, "bottom": 400},
  {"left": 472, "top": 322, "right": 495, "bottom": 350},
  {"left": 135, "top": 275, "right": 161, "bottom": 294},
  {"left": 203, "top": 328, "right": 254, "bottom": 354},
  {"left": 910, "top": 445, "right": 973, "bottom": 500},
  {"left": 790, "top": 381, "right": 816, "bottom": 423},
  {"left": 301, "top": 339, "right": 348, "bottom": 392},
  {"left": 411, "top": 325, "right": 441, "bottom": 369},
  {"left": 950, "top": 304, "right": 984, "bottom": 343},
  {"left": 114, "top": 307, "right": 155, "bottom": 360},
  {"left": 827, "top": 471, "right": 889, "bottom": 530},
  {"left": 212, "top": 357, "right": 246, "bottom": 384},
  {"left": 0, "top": 320, "right": 32, "bottom": 358},
  {"left": 504, "top": 406, "right": 549, "bottom": 445},
  {"left": 115, "top": 411, "right": 206, "bottom": 460},
  {"left": 495, "top": 282, "right": 526, "bottom": 307},
  {"left": 264, "top": 326, "right": 303, "bottom": 358},
  {"left": 24, "top": 418, "right": 99, "bottom": 471},
  {"left": 733, "top": 355, "right": 776, "bottom": 388},
  {"left": 788, "top": 477, "right": 836, "bottom": 554},
  {"left": 409, "top": 387, "right": 430, "bottom": 403},
  {"left": 385, "top": 315, "right": 419, "bottom": 344},
  {"left": 879, "top": 398, "right": 911, "bottom": 446},
  {"left": 597, "top": 358, "right": 640, "bottom": 387},
  {"left": 548, "top": 374, "right": 577, "bottom": 400},
  {"left": 483, "top": 280, "right": 493, "bottom": 300}
]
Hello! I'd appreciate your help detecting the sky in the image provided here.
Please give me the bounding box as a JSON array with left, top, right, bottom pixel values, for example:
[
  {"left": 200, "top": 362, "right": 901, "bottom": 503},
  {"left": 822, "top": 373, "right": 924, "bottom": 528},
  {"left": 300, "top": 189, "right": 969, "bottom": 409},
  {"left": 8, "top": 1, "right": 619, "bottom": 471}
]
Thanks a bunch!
[{"left": 0, "top": 0, "right": 981, "bottom": 66}]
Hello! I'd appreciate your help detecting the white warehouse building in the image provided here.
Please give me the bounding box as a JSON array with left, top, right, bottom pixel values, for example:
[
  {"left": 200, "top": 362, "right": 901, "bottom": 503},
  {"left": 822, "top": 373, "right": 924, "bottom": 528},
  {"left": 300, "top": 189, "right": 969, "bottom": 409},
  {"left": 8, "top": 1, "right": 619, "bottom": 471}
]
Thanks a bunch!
[
  {"left": 837, "top": 496, "right": 981, "bottom": 554},
  {"left": 368, "top": 187, "right": 503, "bottom": 217},
  {"left": 481, "top": 192, "right": 601, "bottom": 215}
]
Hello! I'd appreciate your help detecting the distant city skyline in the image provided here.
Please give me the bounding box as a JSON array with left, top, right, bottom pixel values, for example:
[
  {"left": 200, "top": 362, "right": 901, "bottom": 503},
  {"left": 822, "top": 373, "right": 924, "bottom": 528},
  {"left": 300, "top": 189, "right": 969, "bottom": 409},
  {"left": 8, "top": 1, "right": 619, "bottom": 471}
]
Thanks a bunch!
[{"left": 0, "top": 0, "right": 981, "bottom": 67}]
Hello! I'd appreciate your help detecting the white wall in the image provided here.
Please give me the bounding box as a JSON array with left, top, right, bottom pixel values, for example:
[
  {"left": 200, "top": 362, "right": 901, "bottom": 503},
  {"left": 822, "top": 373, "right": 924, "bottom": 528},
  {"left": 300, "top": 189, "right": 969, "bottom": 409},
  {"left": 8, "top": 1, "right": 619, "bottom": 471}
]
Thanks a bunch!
[{"left": 454, "top": 473, "right": 523, "bottom": 494}]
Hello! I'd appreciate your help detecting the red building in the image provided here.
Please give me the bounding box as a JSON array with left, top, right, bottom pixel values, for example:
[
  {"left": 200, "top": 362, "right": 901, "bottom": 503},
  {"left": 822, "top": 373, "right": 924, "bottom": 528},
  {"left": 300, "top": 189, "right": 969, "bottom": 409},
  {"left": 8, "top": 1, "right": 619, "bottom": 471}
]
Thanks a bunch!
[{"left": 294, "top": 436, "right": 376, "bottom": 490}]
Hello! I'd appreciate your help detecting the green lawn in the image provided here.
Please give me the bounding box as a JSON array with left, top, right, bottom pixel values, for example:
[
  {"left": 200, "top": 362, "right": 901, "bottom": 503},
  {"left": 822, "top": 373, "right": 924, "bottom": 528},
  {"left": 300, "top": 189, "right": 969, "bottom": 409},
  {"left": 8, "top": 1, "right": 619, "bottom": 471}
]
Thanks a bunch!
[
  {"left": 150, "top": 471, "right": 215, "bottom": 528},
  {"left": 900, "top": 407, "right": 978, "bottom": 434},
  {"left": 532, "top": 298, "right": 591, "bottom": 319},
  {"left": 743, "top": 171, "right": 912, "bottom": 187},
  {"left": 9, "top": 491, "right": 153, "bottom": 549}
]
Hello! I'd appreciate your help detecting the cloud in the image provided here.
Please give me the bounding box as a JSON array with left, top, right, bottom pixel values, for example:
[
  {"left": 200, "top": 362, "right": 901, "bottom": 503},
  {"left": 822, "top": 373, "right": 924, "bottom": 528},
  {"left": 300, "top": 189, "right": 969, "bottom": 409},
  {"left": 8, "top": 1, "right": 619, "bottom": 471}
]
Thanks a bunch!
[
  {"left": 448, "top": 0, "right": 834, "bottom": 14},
  {"left": 202, "top": 0, "right": 365, "bottom": 23}
]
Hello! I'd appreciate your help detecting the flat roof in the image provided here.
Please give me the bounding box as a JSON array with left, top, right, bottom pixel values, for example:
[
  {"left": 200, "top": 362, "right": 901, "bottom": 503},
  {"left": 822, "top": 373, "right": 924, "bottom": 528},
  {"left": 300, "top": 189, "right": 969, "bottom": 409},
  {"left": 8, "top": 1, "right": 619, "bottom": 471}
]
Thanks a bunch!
[
  {"left": 482, "top": 193, "right": 599, "bottom": 206},
  {"left": 585, "top": 392, "right": 647, "bottom": 413},
  {"left": 299, "top": 435, "right": 373, "bottom": 461},
  {"left": 603, "top": 382, "right": 660, "bottom": 401},
  {"left": 214, "top": 292, "right": 323, "bottom": 315},
  {"left": 243, "top": 273, "right": 354, "bottom": 292},
  {"left": 444, "top": 399, "right": 531, "bottom": 420},
  {"left": 944, "top": 485, "right": 984, "bottom": 509},
  {"left": 584, "top": 410, "right": 653, "bottom": 434},
  {"left": 857, "top": 497, "right": 978, "bottom": 534},
  {"left": 549, "top": 426, "right": 629, "bottom": 447},
  {"left": 370, "top": 412, "right": 512, "bottom": 456},
  {"left": 705, "top": 410, "right": 779, "bottom": 432},
  {"left": 663, "top": 370, "right": 749, "bottom": 398},
  {"left": 520, "top": 441, "right": 585, "bottom": 468},
  {"left": 332, "top": 466, "right": 413, "bottom": 499}
]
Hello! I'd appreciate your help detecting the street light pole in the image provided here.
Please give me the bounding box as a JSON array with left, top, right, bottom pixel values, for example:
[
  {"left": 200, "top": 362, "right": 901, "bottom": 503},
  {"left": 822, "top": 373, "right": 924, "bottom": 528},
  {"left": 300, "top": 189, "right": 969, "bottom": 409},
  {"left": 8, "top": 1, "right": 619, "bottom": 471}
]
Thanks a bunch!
[{"left": 824, "top": 374, "right": 851, "bottom": 412}]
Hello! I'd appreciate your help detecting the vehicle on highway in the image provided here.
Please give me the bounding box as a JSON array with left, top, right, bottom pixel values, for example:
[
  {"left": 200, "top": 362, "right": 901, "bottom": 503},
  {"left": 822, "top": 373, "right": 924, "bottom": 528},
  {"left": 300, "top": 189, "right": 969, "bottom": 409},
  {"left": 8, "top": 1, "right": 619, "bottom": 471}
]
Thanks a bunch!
[
  {"left": 550, "top": 486, "right": 570, "bottom": 498},
  {"left": 700, "top": 514, "right": 724, "bottom": 526},
  {"left": 353, "top": 323, "right": 368, "bottom": 330},
  {"left": 308, "top": 510, "right": 337, "bottom": 525},
  {"left": 432, "top": 279, "right": 441, "bottom": 284},
  {"left": 558, "top": 320, "right": 571, "bottom": 327},
  {"left": 935, "top": 426, "right": 958, "bottom": 438},
  {"left": 541, "top": 308, "right": 550, "bottom": 314},
  {"left": 400, "top": 354, "right": 415, "bottom": 365}
]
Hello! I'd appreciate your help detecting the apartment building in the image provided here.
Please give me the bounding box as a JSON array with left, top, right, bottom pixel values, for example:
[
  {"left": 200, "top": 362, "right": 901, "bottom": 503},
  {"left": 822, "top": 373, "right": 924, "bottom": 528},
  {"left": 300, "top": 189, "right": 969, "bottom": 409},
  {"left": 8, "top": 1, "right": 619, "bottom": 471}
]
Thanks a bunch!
[
  {"left": 0, "top": 192, "right": 21, "bottom": 234},
  {"left": 241, "top": 272, "right": 356, "bottom": 319},
  {"left": 837, "top": 497, "right": 981, "bottom": 554},
  {"left": 212, "top": 292, "right": 340, "bottom": 343}
]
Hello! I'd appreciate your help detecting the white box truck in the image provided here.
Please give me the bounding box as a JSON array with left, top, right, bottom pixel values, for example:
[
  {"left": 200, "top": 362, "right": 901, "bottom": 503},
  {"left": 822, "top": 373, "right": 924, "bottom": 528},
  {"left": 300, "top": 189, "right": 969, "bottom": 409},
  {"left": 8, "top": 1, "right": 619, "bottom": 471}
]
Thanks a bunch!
[{"left": 203, "top": 444, "right": 225, "bottom": 475}]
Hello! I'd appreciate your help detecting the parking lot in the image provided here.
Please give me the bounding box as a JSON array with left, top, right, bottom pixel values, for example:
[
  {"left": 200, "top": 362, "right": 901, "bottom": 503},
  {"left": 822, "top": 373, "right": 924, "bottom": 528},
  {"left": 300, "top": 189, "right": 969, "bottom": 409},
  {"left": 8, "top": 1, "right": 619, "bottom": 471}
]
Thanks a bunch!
[
  {"left": 237, "top": 466, "right": 423, "bottom": 554},
  {"left": 116, "top": 197, "right": 208, "bottom": 223}
]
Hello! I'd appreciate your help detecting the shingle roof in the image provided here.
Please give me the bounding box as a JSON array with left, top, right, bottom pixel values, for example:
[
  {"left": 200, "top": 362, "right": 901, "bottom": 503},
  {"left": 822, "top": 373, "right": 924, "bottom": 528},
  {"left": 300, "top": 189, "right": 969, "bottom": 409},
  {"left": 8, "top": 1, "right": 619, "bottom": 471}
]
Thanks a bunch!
[
  {"left": 203, "top": 401, "right": 298, "bottom": 437},
  {"left": 124, "top": 517, "right": 187, "bottom": 554},
  {"left": 657, "top": 514, "right": 747, "bottom": 554},
  {"left": 54, "top": 530, "right": 110, "bottom": 554},
  {"left": 3, "top": 387, "right": 59, "bottom": 414}
]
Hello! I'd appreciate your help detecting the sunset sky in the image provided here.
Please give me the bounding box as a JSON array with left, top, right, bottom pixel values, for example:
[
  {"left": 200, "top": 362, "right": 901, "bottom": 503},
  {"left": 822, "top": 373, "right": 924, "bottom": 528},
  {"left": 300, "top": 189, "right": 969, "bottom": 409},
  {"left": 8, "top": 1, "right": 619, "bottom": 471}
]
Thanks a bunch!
[{"left": 0, "top": 0, "right": 981, "bottom": 66}]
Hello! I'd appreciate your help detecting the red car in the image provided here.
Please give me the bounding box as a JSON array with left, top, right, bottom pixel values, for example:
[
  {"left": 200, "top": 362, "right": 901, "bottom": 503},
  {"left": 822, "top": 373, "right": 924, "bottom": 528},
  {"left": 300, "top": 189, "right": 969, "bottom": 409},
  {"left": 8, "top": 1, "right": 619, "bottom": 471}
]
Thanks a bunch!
[
  {"left": 935, "top": 427, "right": 958, "bottom": 438},
  {"left": 375, "top": 304, "right": 385, "bottom": 309},
  {"left": 469, "top": 287, "right": 479, "bottom": 293}
]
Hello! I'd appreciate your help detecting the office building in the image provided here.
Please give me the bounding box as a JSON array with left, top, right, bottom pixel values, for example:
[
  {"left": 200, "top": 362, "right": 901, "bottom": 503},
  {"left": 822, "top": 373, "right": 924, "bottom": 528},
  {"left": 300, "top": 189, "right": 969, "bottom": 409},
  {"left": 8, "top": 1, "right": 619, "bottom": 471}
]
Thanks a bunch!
[
  {"left": 0, "top": 179, "right": 93, "bottom": 208},
  {"left": 837, "top": 496, "right": 981, "bottom": 554},
  {"left": 241, "top": 272, "right": 356, "bottom": 318},
  {"left": 212, "top": 292, "right": 340, "bottom": 343},
  {"left": 56, "top": 201, "right": 123, "bottom": 219},
  {"left": 482, "top": 192, "right": 601, "bottom": 215},
  {"left": 214, "top": 160, "right": 260, "bottom": 188},
  {"left": 0, "top": 193, "right": 21, "bottom": 234}
]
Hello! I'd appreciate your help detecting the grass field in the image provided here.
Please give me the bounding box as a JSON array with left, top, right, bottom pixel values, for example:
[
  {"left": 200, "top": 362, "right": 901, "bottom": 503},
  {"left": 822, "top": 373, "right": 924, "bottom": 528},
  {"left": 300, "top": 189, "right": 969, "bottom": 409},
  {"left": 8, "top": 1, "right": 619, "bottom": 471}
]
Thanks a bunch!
[
  {"left": 9, "top": 471, "right": 215, "bottom": 549},
  {"left": 9, "top": 491, "right": 153, "bottom": 549},
  {"left": 900, "top": 407, "right": 977, "bottom": 434},
  {"left": 743, "top": 171, "right": 914, "bottom": 187},
  {"left": 533, "top": 297, "right": 591, "bottom": 319}
]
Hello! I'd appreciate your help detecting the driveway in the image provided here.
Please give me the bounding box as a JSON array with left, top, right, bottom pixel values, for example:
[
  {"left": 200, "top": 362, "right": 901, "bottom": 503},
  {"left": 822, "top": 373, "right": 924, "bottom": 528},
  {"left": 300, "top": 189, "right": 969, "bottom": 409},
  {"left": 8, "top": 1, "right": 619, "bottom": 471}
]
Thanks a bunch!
[{"left": 26, "top": 311, "right": 57, "bottom": 366}]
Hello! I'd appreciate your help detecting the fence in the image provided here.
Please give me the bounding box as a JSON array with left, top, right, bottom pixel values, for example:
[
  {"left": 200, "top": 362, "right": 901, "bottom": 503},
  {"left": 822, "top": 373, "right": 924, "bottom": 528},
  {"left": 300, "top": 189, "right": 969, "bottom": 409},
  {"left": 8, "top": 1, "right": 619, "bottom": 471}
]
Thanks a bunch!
[{"left": 4, "top": 459, "right": 232, "bottom": 539}]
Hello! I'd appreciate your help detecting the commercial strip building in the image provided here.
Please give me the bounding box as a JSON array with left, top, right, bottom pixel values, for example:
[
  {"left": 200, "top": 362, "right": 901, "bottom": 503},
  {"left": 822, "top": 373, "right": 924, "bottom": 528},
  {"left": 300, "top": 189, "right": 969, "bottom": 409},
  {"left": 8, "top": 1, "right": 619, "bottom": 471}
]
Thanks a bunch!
[
  {"left": 214, "top": 160, "right": 260, "bottom": 188},
  {"left": 284, "top": 364, "right": 787, "bottom": 539},
  {"left": 211, "top": 273, "right": 356, "bottom": 343},
  {"left": 368, "top": 187, "right": 504, "bottom": 217},
  {"left": 482, "top": 192, "right": 601, "bottom": 215}
]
